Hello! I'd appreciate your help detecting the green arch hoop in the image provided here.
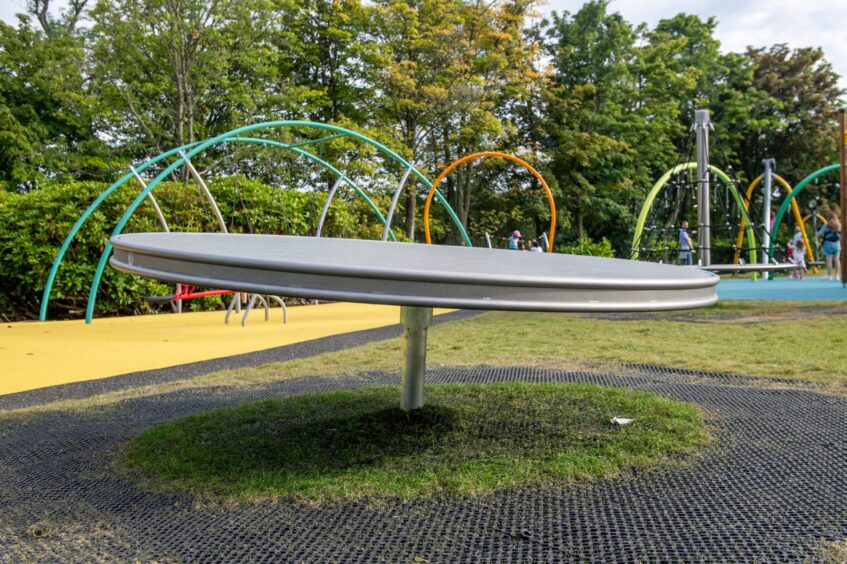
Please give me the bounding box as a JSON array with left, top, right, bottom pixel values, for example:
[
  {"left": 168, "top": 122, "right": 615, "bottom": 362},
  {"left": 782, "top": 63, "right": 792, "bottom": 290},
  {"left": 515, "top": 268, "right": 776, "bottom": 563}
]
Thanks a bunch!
[
  {"left": 767, "top": 163, "right": 840, "bottom": 263},
  {"left": 631, "top": 162, "right": 757, "bottom": 265},
  {"left": 40, "top": 121, "right": 471, "bottom": 322}
]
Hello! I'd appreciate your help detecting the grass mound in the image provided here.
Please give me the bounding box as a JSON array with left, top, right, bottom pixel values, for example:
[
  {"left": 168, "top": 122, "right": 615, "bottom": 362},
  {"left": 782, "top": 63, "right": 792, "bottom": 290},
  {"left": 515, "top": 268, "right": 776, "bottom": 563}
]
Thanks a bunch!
[{"left": 123, "top": 382, "right": 708, "bottom": 501}]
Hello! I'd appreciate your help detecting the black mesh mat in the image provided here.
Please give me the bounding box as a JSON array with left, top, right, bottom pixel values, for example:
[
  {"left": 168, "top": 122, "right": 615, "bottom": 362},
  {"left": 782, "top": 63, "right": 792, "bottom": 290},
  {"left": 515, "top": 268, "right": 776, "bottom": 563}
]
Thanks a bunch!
[{"left": 1, "top": 365, "right": 845, "bottom": 562}]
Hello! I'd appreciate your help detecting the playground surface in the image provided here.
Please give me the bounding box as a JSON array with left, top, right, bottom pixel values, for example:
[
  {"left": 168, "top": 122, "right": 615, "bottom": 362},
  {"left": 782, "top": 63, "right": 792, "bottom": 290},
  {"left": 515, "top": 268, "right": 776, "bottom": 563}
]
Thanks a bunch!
[
  {"left": 1, "top": 301, "right": 846, "bottom": 560},
  {"left": 0, "top": 303, "right": 454, "bottom": 396},
  {"left": 718, "top": 275, "right": 847, "bottom": 301}
]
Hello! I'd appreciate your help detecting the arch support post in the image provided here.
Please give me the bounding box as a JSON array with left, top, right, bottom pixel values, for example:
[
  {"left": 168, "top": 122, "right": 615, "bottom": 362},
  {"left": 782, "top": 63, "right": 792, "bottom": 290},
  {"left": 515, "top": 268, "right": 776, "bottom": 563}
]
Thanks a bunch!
[
  {"left": 382, "top": 164, "right": 415, "bottom": 241},
  {"left": 178, "top": 150, "right": 228, "bottom": 233},
  {"left": 316, "top": 177, "right": 344, "bottom": 237},
  {"left": 695, "top": 109, "right": 711, "bottom": 267},
  {"left": 400, "top": 305, "right": 432, "bottom": 411}
]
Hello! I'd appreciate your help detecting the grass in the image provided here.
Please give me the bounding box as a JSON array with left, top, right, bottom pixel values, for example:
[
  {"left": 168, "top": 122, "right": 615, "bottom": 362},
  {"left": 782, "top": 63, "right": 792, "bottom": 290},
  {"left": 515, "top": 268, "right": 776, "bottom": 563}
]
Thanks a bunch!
[
  {"left": 815, "top": 539, "right": 847, "bottom": 563},
  {"left": 122, "top": 382, "right": 708, "bottom": 502},
  {"left": 4, "top": 300, "right": 847, "bottom": 417}
]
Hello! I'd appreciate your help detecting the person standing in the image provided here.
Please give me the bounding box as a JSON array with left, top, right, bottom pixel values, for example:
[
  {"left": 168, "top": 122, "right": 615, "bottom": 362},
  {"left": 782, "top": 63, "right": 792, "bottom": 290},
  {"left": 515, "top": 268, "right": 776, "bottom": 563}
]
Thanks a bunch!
[
  {"left": 678, "top": 220, "right": 695, "bottom": 266},
  {"left": 819, "top": 213, "right": 841, "bottom": 280}
]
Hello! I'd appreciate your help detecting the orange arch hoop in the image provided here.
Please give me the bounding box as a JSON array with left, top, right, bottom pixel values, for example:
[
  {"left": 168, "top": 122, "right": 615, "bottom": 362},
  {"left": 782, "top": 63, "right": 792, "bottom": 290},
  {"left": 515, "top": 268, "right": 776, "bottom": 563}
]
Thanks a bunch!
[{"left": 423, "top": 151, "right": 556, "bottom": 252}]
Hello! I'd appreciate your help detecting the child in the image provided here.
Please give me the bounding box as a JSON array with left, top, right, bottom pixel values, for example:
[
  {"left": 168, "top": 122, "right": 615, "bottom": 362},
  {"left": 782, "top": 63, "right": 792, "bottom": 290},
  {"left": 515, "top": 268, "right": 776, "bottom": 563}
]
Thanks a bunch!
[
  {"left": 678, "top": 220, "right": 695, "bottom": 266},
  {"left": 792, "top": 238, "right": 807, "bottom": 279},
  {"left": 504, "top": 230, "right": 522, "bottom": 250},
  {"left": 785, "top": 240, "right": 794, "bottom": 262}
]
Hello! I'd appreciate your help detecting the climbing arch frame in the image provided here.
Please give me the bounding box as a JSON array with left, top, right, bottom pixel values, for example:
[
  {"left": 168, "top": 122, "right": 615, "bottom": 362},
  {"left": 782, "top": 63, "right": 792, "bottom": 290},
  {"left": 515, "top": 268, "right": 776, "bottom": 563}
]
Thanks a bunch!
[
  {"left": 734, "top": 174, "right": 816, "bottom": 270},
  {"left": 768, "top": 164, "right": 840, "bottom": 264},
  {"left": 39, "top": 121, "right": 472, "bottom": 323},
  {"left": 423, "top": 151, "right": 557, "bottom": 251},
  {"left": 631, "top": 162, "right": 757, "bottom": 265}
]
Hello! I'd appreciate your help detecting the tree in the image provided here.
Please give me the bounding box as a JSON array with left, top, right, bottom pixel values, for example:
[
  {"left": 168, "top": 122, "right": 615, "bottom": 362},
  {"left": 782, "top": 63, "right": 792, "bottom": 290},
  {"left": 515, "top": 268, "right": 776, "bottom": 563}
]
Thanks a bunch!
[
  {"left": 740, "top": 44, "right": 845, "bottom": 183},
  {"left": 428, "top": 0, "right": 543, "bottom": 241},
  {"left": 0, "top": 8, "right": 114, "bottom": 190},
  {"left": 90, "top": 0, "right": 281, "bottom": 156},
  {"left": 274, "top": 0, "right": 376, "bottom": 124},
  {"left": 26, "top": 0, "right": 90, "bottom": 37},
  {"left": 541, "top": 1, "right": 645, "bottom": 249},
  {"left": 370, "top": 0, "right": 542, "bottom": 242}
]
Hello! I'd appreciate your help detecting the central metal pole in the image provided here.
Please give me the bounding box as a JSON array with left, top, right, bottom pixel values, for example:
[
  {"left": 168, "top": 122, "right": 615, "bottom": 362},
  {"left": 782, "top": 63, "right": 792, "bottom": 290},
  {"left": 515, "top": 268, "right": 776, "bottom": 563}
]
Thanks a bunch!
[
  {"left": 695, "top": 109, "right": 711, "bottom": 267},
  {"left": 400, "top": 305, "right": 432, "bottom": 411},
  {"left": 762, "top": 159, "right": 775, "bottom": 266}
]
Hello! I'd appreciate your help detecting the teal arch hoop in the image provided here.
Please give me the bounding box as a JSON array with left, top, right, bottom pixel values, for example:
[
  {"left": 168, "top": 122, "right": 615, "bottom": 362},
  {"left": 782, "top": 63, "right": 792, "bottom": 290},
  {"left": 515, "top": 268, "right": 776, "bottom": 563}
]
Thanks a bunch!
[
  {"left": 631, "top": 162, "right": 757, "bottom": 265},
  {"left": 39, "top": 121, "right": 471, "bottom": 322},
  {"left": 767, "top": 163, "right": 840, "bottom": 263}
]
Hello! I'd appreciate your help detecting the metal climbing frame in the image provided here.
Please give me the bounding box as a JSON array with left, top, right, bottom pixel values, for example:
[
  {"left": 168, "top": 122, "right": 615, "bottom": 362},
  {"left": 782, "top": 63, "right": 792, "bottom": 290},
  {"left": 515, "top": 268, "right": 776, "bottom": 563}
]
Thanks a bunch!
[
  {"left": 630, "top": 162, "right": 758, "bottom": 265},
  {"left": 422, "top": 151, "right": 557, "bottom": 251},
  {"left": 734, "top": 169, "right": 816, "bottom": 271},
  {"left": 39, "top": 121, "right": 473, "bottom": 323}
]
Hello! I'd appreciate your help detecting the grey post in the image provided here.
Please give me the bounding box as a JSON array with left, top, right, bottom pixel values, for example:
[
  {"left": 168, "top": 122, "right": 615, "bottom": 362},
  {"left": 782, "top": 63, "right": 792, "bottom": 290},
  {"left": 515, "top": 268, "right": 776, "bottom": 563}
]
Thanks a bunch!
[
  {"left": 382, "top": 164, "right": 415, "bottom": 241},
  {"left": 761, "top": 159, "right": 775, "bottom": 265},
  {"left": 130, "top": 166, "right": 181, "bottom": 312},
  {"left": 130, "top": 167, "right": 170, "bottom": 233},
  {"left": 695, "top": 109, "right": 711, "bottom": 266},
  {"left": 485, "top": 232, "right": 492, "bottom": 248},
  {"left": 178, "top": 150, "right": 228, "bottom": 233},
  {"left": 400, "top": 305, "right": 432, "bottom": 411},
  {"left": 316, "top": 177, "right": 344, "bottom": 237}
]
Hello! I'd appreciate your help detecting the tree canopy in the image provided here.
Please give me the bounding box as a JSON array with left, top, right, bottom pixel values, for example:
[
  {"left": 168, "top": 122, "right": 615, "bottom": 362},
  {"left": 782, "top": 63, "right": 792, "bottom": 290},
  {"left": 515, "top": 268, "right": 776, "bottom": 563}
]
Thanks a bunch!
[{"left": 1, "top": 0, "right": 844, "bottom": 251}]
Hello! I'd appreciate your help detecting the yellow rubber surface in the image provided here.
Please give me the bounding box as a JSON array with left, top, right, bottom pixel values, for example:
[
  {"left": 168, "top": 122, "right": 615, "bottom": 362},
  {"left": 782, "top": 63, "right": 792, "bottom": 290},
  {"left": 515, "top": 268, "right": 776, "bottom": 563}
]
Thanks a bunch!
[{"left": 1, "top": 303, "right": 452, "bottom": 396}]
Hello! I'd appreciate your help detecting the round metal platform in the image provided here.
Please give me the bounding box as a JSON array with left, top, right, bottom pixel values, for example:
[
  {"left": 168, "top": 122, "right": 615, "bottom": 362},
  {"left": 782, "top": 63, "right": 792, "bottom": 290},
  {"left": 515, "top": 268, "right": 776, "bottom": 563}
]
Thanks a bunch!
[
  {"left": 110, "top": 233, "right": 719, "bottom": 313},
  {"left": 110, "top": 233, "right": 720, "bottom": 410}
]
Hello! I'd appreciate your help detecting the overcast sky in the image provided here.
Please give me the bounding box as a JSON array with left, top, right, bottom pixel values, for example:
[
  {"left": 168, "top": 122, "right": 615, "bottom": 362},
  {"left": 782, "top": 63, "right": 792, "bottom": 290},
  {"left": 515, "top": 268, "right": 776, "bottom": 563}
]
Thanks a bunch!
[
  {"left": 545, "top": 0, "right": 847, "bottom": 90},
  {"left": 1, "top": 0, "right": 845, "bottom": 90}
]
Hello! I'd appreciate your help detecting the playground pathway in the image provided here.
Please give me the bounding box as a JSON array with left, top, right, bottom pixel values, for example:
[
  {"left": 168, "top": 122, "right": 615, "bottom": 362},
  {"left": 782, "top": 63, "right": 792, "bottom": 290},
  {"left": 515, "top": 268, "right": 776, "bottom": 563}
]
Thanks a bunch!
[
  {"left": 718, "top": 276, "right": 847, "bottom": 301},
  {"left": 1, "top": 303, "right": 454, "bottom": 396}
]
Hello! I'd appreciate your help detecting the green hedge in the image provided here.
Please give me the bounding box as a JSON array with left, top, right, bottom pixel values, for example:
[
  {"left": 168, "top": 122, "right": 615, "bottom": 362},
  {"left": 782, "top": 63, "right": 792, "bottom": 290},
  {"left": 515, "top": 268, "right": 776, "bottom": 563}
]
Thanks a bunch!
[{"left": 0, "top": 177, "right": 389, "bottom": 320}]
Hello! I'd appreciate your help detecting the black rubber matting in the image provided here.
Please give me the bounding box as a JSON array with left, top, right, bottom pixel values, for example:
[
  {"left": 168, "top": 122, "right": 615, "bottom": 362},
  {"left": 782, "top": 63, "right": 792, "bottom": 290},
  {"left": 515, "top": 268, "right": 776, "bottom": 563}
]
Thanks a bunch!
[{"left": 1, "top": 364, "right": 845, "bottom": 562}]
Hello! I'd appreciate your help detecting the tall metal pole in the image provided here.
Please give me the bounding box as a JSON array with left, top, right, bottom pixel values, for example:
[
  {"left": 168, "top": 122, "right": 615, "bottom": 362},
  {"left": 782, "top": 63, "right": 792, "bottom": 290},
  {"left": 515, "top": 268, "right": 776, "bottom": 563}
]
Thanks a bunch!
[
  {"left": 761, "top": 159, "right": 775, "bottom": 265},
  {"left": 839, "top": 109, "right": 846, "bottom": 287},
  {"left": 695, "top": 110, "right": 711, "bottom": 266}
]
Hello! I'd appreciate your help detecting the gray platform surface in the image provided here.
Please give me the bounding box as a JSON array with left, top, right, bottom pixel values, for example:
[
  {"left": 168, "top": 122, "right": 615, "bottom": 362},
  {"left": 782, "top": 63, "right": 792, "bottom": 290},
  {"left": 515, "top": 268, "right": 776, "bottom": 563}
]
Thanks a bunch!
[{"left": 110, "top": 233, "right": 719, "bottom": 312}]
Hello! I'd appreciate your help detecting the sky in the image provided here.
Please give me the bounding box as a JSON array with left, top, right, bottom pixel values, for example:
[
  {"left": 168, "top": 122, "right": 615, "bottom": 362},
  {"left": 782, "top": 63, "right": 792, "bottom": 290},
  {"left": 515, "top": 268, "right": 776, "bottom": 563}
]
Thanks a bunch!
[
  {"left": 1, "top": 0, "right": 845, "bottom": 90},
  {"left": 544, "top": 0, "right": 847, "bottom": 90}
]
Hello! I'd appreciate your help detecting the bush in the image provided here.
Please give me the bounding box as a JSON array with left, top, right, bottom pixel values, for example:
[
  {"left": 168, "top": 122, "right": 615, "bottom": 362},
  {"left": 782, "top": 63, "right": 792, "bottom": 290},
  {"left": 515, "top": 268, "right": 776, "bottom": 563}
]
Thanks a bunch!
[
  {"left": 0, "top": 176, "right": 386, "bottom": 320},
  {"left": 557, "top": 236, "right": 615, "bottom": 257}
]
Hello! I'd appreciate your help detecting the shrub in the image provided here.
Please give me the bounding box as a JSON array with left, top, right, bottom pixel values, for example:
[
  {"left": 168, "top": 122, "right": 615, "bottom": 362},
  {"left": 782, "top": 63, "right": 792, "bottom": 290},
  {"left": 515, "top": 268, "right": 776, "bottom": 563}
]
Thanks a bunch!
[
  {"left": 0, "top": 176, "right": 386, "bottom": 320},
  {"left": 557, "top": 235, "right": 615, "bottom": 257}
]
